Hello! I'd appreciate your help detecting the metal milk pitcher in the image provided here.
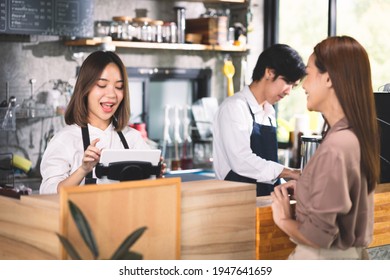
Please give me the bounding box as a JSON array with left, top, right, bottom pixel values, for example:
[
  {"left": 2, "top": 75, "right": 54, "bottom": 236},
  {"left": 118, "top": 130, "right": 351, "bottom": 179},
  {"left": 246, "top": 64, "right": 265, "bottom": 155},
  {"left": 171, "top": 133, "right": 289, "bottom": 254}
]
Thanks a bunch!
[{"left": 300, "top": 135, "right": 322, "bottom": 170}]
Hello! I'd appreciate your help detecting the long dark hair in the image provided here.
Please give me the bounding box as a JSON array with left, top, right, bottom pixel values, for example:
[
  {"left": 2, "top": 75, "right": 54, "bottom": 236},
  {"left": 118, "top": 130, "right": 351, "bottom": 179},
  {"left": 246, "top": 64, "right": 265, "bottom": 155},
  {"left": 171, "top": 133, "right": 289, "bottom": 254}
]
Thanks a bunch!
[
  {"left": 65, "top": 51, "right": 130, "bottom": 131},
  {"left": 314, "top": 36, "right": 380, "bottom": 193}
]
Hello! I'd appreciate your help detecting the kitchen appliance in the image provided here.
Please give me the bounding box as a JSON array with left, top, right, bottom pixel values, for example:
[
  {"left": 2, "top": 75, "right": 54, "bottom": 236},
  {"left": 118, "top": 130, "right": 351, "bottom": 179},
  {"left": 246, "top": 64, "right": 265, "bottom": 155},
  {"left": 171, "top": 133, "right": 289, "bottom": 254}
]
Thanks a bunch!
[
  {"left": 300, "top": 135, "right": 322, "bottom": 170},
  {"left": 374, "top": 92, "right": 390, "bottom": 183},
  {"left": 126, "top": 67, "right": 212, "bottom": 144},
  {"left": 174, "top": 7, "right": 186, "bottom": 44}
]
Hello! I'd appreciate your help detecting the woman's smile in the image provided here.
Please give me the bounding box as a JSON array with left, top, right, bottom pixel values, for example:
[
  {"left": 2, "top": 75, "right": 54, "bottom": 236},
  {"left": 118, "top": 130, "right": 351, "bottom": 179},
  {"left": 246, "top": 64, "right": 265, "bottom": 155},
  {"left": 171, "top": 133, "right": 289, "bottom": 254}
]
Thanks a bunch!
[{"left": 100, "top": 102, "right": 115, "bottom": 113}]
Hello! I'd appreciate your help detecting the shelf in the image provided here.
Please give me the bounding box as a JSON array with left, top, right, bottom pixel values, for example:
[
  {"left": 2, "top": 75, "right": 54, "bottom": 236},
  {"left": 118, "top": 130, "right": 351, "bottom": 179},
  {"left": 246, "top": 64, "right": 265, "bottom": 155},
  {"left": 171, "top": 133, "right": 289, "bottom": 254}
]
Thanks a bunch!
[
  {"left": 186, "top": 0, "right": 246, "bottom": 2},
  {"left": 64, "top": 38, "right": 249, "bottom": 53}
]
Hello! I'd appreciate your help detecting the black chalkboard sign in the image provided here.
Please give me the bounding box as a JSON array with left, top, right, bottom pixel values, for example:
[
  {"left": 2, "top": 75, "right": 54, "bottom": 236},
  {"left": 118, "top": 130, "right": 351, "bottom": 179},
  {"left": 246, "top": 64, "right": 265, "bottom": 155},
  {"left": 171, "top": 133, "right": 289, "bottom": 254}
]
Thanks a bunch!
[{"left": 0, "top": 0, "right": 93, "bottom": 37}]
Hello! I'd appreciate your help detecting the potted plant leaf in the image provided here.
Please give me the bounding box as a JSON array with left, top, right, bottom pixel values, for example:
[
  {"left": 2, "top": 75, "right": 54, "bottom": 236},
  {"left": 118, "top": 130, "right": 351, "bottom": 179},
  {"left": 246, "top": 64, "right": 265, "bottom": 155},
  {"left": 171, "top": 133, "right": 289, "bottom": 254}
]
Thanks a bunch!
[{"left": 56, "top": 200, "right": 147, "bottom": 260}]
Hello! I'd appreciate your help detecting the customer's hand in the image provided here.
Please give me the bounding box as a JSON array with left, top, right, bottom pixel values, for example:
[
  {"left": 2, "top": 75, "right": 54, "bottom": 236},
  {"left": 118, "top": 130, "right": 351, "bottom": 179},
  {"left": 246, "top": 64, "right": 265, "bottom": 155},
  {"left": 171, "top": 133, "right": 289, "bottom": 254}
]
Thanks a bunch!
[
  {"left": 271, "top": 183, "right": 295, "bottom": 229},
  {"left": 280, "top": 179, "right": 297, "bottom": 199}
]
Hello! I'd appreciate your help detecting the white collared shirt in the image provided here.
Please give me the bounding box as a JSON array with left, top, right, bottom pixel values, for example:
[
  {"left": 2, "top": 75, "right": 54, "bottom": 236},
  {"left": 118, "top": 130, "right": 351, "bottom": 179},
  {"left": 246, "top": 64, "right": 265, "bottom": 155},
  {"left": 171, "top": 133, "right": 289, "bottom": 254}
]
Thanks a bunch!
[
  {"left": 212, "top": 85, "right": 284, "bottom": 184},
  {"left": 39, "top": 123, "right": 150, "bottom": 194}
]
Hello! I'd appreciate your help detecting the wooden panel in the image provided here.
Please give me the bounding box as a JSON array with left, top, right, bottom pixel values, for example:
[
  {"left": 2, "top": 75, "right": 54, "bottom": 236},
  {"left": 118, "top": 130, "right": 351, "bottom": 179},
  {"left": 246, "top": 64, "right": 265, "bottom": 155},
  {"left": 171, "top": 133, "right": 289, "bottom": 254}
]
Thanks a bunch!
[
  {"left": 186, "top": 17, "right": 228, "bottom": 45},
  {"left": 64, "top": 39, "right": 248, "bottom": 52},
  {"left": 370, "top": 183, "right": 390, "bottom": 248},
  {"left": 0, "top": 235, "right": 57, "bottom": 260},
  {"left": 186, "top": 0, "right": 245, "bottom": 3},
  {"left": 0, "top": 178, "right": 256, "bottom": 260},
  {"left": 0, "top": 195, "right": 60, "bottom": 259},
  {"left": 256, "top": 197, "right": 295, "bottom": 260},
  {"left": 181, "top": 179, "right": 256, "bottom": 259},
  {"left": 2, "top": 180, "right": 388, "bottom": 260},
  {"left": 59, "top": 178, "right": 181, "bottom": 260}
]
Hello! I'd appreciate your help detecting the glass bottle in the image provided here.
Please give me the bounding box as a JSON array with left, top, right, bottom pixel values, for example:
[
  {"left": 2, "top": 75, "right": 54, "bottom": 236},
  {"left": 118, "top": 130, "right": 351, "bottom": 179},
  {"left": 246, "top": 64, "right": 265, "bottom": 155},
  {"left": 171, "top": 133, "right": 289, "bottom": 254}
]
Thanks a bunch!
[
  {"left": 161, "top": 105, "right": 174, "bottom": 171},
  {"left": 172, "top": 105, "right": 183, "bottom": 170},
  {"left": 22, "top": 79, "right": 36, "bottom": 118},
  {"left": 180, "top": 106, "right": 193, "bottom": 169},
  {"left": 1, "top": 96, "right": 17, "bottom": 131}
]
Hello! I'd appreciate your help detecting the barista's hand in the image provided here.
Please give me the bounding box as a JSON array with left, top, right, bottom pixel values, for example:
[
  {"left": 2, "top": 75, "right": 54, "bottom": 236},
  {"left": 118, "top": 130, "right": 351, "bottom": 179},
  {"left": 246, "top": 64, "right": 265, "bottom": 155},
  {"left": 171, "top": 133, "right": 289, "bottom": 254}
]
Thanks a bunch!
[
  {"left": 279, "top": 167, "right": 301, "bottom": 181},
  {"left": 81, "top": 138, "right": 101, "bottom": 174}
]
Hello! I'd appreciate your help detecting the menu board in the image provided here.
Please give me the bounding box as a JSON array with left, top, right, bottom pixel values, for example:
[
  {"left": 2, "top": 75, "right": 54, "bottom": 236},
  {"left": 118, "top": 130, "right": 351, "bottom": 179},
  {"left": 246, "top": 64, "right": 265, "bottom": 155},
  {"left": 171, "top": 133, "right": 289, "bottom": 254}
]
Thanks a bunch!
[{"left": 0, "top": 0, "right": 93, "bottom": 37}]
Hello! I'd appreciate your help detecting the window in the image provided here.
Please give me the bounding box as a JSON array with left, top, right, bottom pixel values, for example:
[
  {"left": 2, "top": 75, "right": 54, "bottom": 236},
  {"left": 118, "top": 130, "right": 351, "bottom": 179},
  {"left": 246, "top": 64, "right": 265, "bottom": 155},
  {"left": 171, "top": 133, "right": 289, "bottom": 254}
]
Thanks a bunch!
[
  {"left": 337, "top": 0, "right": 390, "bottom": 91},
  {"left": 277, "top": 0, "right": 390, "bottom": 139},
  {"left": 277, "top": 0, "right": 328, "bottom": 140}
]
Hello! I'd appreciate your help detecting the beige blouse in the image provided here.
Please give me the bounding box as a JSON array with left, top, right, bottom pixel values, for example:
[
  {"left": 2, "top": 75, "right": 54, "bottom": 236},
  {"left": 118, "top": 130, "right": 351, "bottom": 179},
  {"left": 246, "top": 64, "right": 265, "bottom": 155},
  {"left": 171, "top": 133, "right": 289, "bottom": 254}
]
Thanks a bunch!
[{"left": 295, "top": 118, "right": 374, "bottom": 249}]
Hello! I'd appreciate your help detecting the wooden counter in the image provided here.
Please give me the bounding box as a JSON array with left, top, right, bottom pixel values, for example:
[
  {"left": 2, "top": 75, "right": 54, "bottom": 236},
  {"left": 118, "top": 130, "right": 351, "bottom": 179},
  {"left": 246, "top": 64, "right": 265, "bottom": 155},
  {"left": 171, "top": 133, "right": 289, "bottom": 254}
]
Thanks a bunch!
[
  {"left": 181, "top": 179, "right": 256, "bottom": 259},
  {"left": 0, "top": 179, "right": 256, "bottom": 260},
  {"left": 2, "top": 179, "right": 388, "bottom": 260},
  {"left": 256, "top": 182, "right": 390, "bottom": 260}
]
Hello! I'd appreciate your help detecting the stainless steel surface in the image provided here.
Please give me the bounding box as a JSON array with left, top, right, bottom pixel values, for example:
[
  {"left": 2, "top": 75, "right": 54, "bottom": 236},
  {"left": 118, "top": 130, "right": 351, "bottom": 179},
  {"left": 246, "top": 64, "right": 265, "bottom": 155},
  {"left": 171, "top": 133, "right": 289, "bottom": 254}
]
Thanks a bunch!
[
  {"left": 300, "top": 135, "right": 322, "bottom": 170},
  {"left": 174, "top": 7, "right": 185, "bottom": 44},
  {"left": 14, "top": 177, "right": 41, "bottom": 192}
]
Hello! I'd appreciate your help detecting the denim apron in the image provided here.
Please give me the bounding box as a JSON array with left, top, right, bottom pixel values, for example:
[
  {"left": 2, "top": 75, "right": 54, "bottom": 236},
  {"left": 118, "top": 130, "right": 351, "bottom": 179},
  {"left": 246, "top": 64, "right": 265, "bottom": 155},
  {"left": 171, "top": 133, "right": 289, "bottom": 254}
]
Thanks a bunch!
[
  {"left": 224, "top": 104, "right": 280, "bottom": 196},
  {"left": 81, "top": 126, "right": 129, "bottom": 184}
]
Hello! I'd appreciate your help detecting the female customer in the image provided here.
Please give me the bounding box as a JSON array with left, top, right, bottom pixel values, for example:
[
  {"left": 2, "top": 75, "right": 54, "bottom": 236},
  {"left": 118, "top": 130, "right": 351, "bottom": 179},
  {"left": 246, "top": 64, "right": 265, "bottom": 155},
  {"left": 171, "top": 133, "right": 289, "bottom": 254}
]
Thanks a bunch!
[
  {"left": 40, "top": 51, "right": 154, "bottom": 194},
  {"left": 271, "top": 36, "right": 380, "bottom": 259}
]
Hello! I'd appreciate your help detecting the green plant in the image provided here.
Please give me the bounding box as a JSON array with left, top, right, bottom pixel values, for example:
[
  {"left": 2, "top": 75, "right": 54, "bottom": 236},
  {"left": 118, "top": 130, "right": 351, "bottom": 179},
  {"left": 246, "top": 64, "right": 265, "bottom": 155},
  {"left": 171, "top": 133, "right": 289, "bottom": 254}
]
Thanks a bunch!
[{"left": 56, "top": 200, "right": 147, "bottom": 260}]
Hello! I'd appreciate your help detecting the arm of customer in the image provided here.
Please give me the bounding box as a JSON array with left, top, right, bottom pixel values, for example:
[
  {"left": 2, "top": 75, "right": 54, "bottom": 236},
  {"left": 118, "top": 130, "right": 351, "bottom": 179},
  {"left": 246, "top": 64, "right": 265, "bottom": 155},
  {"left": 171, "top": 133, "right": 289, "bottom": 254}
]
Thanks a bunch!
[{"left": 271, "top": 183, "right": 319, "bottom": 248}]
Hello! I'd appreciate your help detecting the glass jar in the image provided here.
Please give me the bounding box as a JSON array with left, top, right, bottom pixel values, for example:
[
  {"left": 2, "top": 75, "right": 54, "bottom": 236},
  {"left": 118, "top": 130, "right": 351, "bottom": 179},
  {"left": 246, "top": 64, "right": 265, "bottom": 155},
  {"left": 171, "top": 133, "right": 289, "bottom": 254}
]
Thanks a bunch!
[
  {"left": 150, "top": 20, "right": 164, "bottom": 43},
  {"left": 133, "top": 17, "right": 152, "bottom": 42},
  {"left": 112, "top": 16, "right": 133, "bottom": 40},
  {"left": 94, "top": 21, "right": 112, "bottom": 37},
  {"left": 109, "top": 21, "right": 122, "bottom": 40},
  {"left": 162, "top": 22, "right": 177, "bottom": 43}
]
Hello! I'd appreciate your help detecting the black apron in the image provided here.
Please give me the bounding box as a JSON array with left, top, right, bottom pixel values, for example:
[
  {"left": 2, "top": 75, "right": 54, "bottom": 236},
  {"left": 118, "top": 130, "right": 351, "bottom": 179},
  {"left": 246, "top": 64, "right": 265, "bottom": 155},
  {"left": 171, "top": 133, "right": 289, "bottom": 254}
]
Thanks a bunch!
[
  {"left": 224, "top": 104, "right": 280, "bottom": 196},
  {"left": 81, "top": 126, "right": 129, "bottom": 184}
]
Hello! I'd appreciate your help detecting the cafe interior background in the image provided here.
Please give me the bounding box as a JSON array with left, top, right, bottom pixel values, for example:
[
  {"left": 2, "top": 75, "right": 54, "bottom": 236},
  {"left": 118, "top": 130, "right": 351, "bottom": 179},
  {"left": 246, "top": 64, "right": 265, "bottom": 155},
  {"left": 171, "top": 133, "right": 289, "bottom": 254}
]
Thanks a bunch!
[
  {"left": 0, "top": 0, "right": 390, "bottom": 259},
  {"left": 1, "top": 0, "right": 389, "bottom": 184}
]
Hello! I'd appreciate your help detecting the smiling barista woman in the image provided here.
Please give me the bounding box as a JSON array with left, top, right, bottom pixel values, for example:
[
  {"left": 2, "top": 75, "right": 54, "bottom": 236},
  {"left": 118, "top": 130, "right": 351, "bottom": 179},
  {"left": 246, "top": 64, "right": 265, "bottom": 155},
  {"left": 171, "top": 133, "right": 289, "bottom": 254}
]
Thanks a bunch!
[
  {"left": 39, "top": 51, "right": 155, "bottom": 194},
  {"left": 213, "top": 44, "right": 306, "bottom": 196}
]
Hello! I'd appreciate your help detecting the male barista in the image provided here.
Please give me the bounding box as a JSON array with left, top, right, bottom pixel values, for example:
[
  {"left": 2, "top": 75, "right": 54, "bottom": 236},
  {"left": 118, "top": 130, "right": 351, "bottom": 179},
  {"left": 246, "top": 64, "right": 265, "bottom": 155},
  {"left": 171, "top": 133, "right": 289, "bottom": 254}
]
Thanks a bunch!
[{"left": 213, "top": 44, "right": 306, "bottom": 196}]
